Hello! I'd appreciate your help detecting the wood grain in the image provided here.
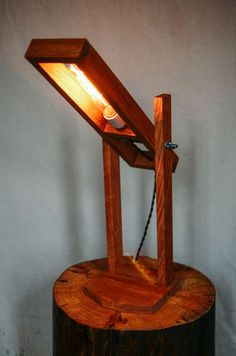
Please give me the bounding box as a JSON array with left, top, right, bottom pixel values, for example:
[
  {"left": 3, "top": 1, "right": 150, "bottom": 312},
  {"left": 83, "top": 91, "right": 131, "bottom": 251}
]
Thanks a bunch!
[
  {"left": 82, "top": 259, "right": 179, "bottom": 314},
  {"left": 103, "top": 140, "right": 123, "bottom": 272},
  {"left": 79, "top": 42, "right": 155, "bottom": 154},
  {"left": 53, "top": 257, "right": 215, "bottom": 355},
  {"left": 155, "top": 95, "right": 174, "bottom": 286},
  {"left": 25, "top": 39, "right": 178, "bottom": 172},
  {"left": 53, "top": 257, "right": 216, "bottom": 330}
]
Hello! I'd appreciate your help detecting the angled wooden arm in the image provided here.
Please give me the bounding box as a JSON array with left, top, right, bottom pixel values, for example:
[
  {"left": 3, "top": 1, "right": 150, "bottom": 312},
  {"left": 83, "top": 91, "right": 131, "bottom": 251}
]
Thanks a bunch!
[{"left": 25, "top": 39, "right": 178, "bottom": 172}]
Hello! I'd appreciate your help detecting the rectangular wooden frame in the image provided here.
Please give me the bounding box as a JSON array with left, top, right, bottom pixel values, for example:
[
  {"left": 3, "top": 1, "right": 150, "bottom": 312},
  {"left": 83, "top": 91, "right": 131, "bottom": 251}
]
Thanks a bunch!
[{"left": 25, "top": 38, "right": 178, "bottom": 171}]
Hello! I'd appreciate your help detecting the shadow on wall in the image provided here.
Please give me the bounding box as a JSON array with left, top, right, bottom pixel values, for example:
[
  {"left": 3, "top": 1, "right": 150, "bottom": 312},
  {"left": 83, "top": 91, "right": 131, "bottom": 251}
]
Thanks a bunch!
[
  {"left": 61, "top": 119, "right": 106, "bottom": 263},
  {"left": 184, "top": 119, "right": 197, "bottom": 264},
  {"left": 215, "top": 259, "right": 236, "bottom": 355},
  {"left": 62, "top": 130, "right": 83, "bottom": 262},
  {"left": 174, "top": 118, "right": 200, "bottom": 266},
  {"left": 15, "top": 278, "right": 53, "bottom": 356}
]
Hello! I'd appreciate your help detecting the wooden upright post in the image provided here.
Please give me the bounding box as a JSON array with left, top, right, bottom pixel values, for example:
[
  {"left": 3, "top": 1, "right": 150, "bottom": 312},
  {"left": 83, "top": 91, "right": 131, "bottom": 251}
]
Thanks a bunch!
[
  {"left": 102, "top": 139, "right": 123, "bottom": 273},
  {"left": 155, "top": 95, "right": 174, "bottom": 286}
]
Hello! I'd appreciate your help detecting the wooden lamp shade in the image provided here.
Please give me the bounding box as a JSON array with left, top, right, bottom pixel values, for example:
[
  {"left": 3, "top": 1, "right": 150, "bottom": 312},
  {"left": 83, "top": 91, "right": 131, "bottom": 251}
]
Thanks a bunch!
[{"left": 25, "top": 39, "right": 178, "bottom": 171}]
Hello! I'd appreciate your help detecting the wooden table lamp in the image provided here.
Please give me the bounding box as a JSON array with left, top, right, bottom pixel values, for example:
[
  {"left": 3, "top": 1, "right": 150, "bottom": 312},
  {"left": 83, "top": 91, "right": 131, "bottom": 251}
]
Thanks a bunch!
[{"left": 25, "top": 39, "right": 215, "bottom": 356}]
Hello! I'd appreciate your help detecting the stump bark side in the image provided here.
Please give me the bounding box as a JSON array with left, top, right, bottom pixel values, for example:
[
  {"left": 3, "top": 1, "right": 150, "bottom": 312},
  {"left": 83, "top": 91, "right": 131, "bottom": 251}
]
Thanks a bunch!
[{"left": 53, "top": 258, "right": 215, "bottom": 356}]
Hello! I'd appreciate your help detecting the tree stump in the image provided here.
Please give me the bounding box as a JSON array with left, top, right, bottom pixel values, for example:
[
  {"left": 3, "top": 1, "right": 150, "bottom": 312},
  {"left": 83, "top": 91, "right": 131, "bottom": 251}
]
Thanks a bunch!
[{"left": 53, "top": 257, "right": 215, "bottom": 356}]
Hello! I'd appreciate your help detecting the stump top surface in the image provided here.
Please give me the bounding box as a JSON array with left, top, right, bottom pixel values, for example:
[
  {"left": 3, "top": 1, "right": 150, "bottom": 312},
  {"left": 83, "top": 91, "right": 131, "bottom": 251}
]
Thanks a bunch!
[{"left": 53, "top": 257, "right": 215, "bottom": 331}]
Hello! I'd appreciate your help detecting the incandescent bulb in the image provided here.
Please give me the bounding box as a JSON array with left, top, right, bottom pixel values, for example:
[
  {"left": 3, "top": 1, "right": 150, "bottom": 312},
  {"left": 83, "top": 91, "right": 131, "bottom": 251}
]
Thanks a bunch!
[{"left": 66, "top": 64, "right": 126, "bottom": 130}]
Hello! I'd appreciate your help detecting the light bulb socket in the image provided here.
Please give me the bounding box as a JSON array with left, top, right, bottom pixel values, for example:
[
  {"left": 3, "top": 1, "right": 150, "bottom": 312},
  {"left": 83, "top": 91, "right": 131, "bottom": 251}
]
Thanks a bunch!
[{"left": 103, "top": 105, "right": 126, "bottom": 130}]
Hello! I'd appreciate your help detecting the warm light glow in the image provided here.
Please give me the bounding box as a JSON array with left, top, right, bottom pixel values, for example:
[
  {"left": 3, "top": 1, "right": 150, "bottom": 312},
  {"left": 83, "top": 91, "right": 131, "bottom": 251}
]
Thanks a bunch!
[
  {"left": 38, "top": 62, "right": 126, "bottom": 131},
  {"left": 126, "top": 254, "right": 156, "bottom": 284},
  {"left": 66, "top": 64, "right": 108, "bottom": 107},
  {"left": 66, "top": 64, "right": 126, "bottom": 130},
  {"left": 39, "top": 62, "right": 106, "bottom": 130}
]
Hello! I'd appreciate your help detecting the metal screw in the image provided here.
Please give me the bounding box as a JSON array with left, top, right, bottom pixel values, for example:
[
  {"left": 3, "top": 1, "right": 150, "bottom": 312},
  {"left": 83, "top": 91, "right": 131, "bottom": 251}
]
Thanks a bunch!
[{"left": 165, "top": 141, "right": 178, "bottom": 150}]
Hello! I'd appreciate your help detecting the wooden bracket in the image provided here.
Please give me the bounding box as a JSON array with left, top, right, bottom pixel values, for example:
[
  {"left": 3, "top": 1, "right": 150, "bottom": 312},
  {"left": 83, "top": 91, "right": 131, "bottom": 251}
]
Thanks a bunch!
[{"left": 103, "top": 94, "right": 176, "bottom": 287}]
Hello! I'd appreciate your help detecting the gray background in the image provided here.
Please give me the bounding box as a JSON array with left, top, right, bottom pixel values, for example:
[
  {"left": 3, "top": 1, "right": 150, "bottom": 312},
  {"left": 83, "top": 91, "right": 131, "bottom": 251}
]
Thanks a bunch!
[{"left": 0, "top": 0, "right": 235, "bottom": 355}]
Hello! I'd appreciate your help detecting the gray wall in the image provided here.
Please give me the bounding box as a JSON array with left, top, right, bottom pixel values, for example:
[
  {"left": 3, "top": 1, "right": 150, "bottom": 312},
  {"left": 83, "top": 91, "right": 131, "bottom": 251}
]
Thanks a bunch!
[{"left": 0, "top": 1, "right": 235, "bottom": 355}]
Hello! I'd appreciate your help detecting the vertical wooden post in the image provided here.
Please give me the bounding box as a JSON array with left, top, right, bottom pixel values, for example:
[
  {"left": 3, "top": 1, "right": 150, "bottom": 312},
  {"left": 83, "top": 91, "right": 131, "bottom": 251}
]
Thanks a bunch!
[
  {"left": 103, "top": 139, "right": 123, "bottom": 273},
  {"left": 155, "top": 94, "right": 173, "bottom": 286}
]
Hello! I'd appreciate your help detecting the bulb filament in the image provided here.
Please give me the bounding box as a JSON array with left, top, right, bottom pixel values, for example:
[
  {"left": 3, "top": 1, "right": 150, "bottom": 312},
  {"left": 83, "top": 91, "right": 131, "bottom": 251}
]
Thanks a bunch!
[{"left": 66, "top": 64, "right": 126, "bottom": 130}]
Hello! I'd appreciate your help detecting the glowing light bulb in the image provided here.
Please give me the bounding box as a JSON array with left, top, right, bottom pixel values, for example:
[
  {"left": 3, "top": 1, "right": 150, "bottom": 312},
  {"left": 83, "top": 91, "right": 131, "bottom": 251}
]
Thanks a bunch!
[
  {"left": 66, "top": 64, "right": 126, "bottom": 130},
  {"left": 66, "top": 64, "right": 108, "bottom": 107}
]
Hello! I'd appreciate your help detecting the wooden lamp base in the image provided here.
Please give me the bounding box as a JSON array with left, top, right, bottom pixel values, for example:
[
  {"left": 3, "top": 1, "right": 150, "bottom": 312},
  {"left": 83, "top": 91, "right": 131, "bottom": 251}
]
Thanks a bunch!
[
  {"left": 82, "top": 257, "right": 179, "bottom": 314},
  {"left": 53, "top": 257, "right": 215, "bottom": 356}
]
